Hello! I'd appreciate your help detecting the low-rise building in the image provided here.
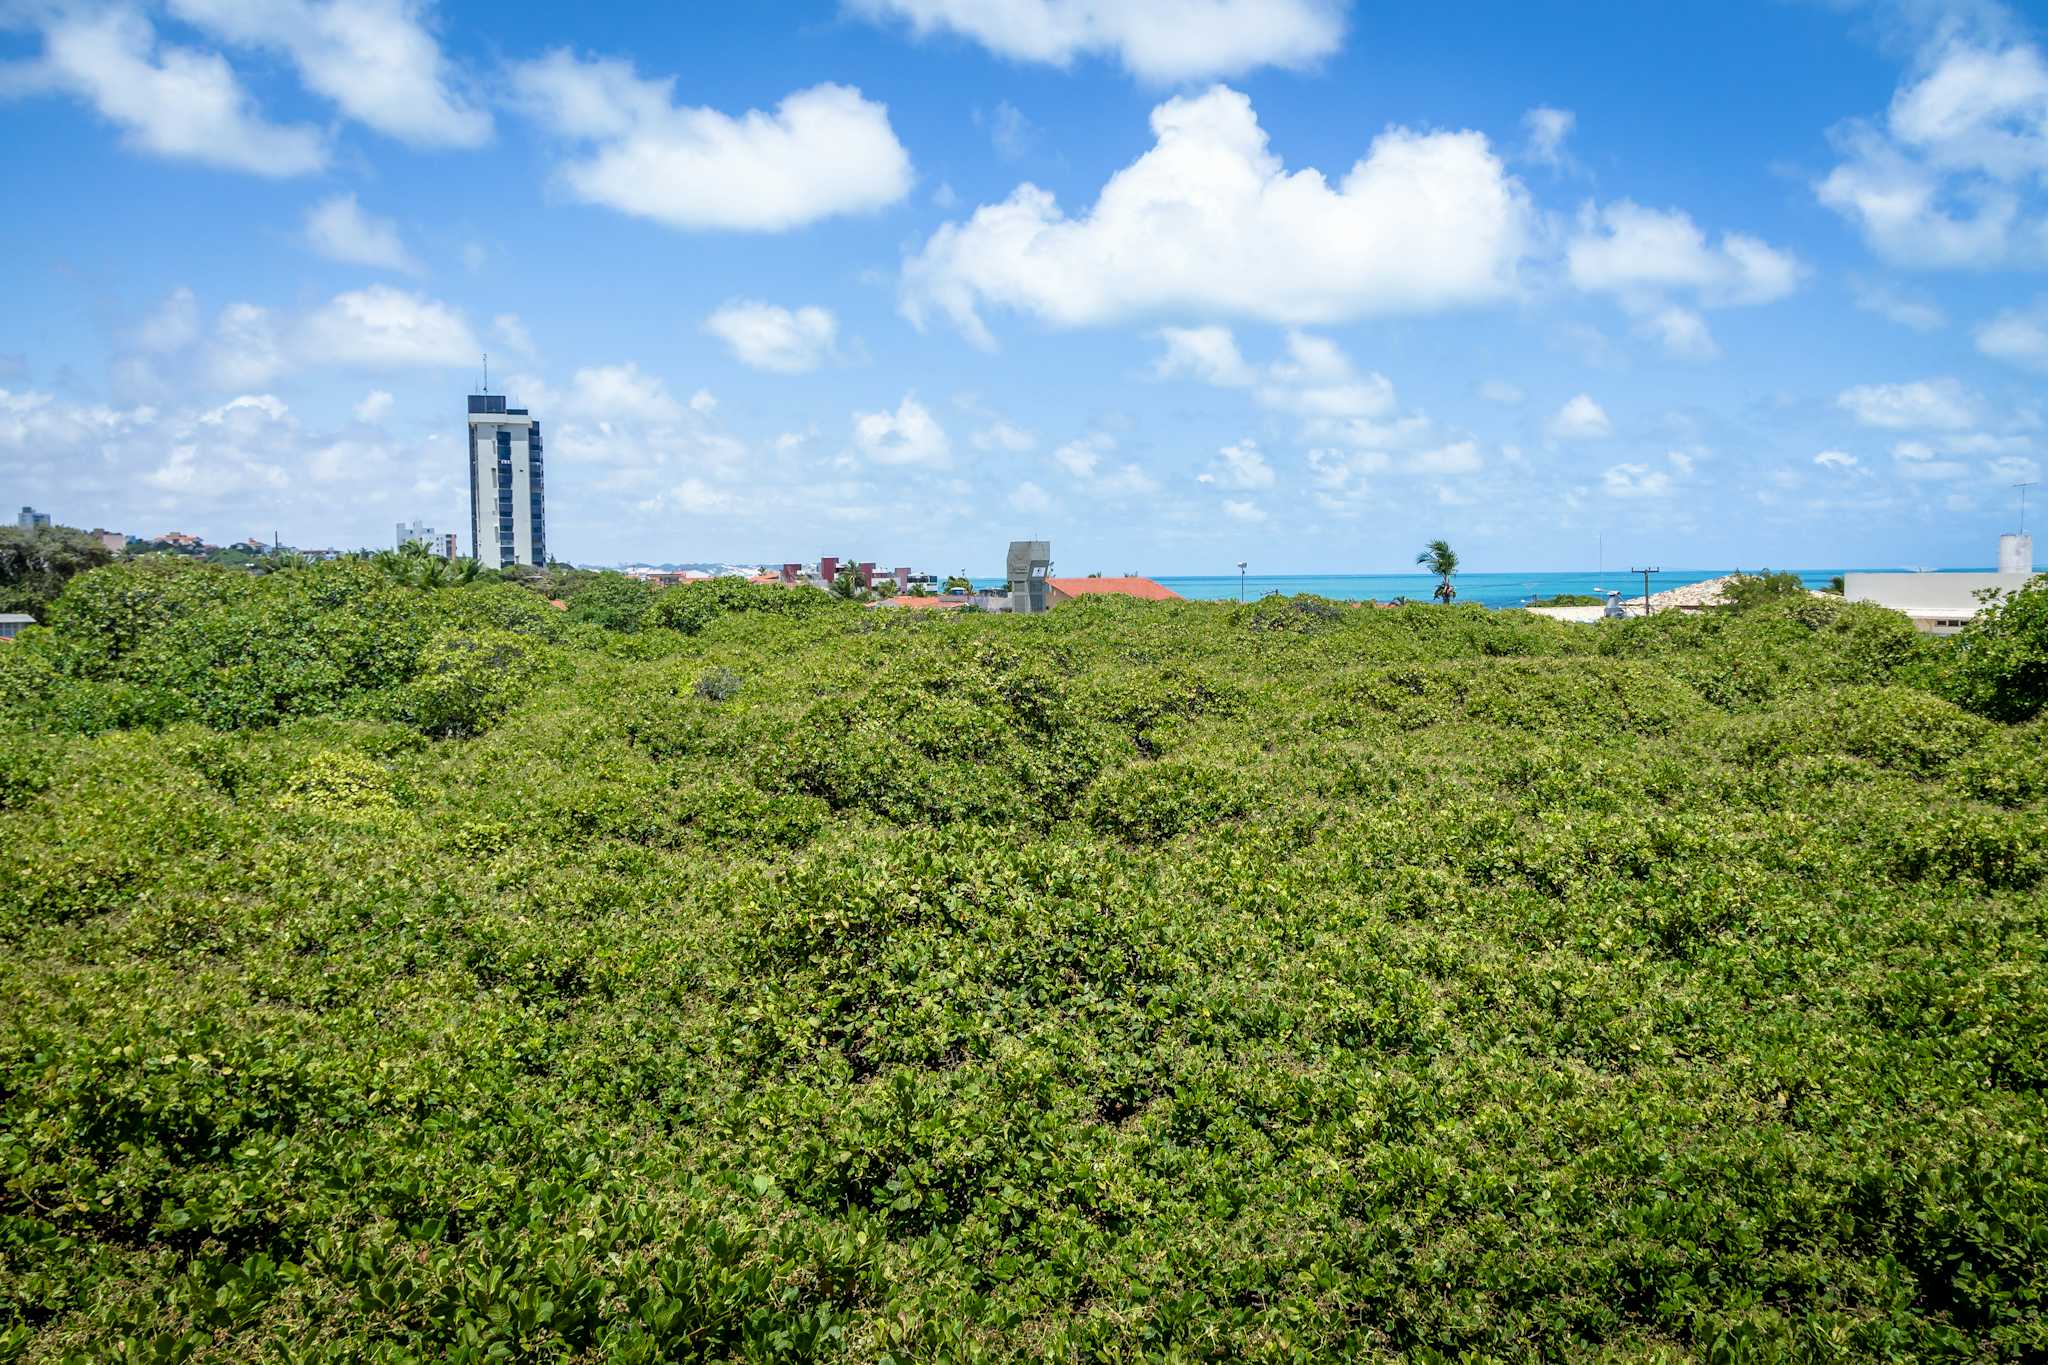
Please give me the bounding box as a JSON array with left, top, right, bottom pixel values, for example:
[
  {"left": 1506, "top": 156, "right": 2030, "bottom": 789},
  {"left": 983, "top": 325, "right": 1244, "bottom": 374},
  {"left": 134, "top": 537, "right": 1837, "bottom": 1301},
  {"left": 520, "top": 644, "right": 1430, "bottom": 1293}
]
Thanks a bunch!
[
  {"left": 0, "top": 613, "right": 36, "bottom": 639},
  {"left": 1844, "top": 571, "right": 2036, "bottom": 635}
]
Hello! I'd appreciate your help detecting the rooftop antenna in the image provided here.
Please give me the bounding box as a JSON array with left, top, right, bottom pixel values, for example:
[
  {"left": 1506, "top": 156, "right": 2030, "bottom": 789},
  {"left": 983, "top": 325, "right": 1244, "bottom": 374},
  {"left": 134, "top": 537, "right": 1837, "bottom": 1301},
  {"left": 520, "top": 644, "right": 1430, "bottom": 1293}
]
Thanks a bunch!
[
  {"left": 2018, "top": 481, "right": 2037, "bottom": 534},
  {"left": 481, "top": 353, "right": 489, "bottom": 395}
]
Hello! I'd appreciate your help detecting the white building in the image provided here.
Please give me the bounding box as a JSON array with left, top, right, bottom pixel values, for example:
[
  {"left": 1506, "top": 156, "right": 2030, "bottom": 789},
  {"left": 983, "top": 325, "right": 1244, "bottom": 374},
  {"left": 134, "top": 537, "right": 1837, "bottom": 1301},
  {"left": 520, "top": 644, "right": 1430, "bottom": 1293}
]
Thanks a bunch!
[
  {"left": 466, "top": 394, "right": 547, "bottom": 568},
  {"left": 396, "top": 518, "right": 436, "bottom": 551},
  {"left": 1843, "top": 574, "right": 2034, "bottom": 635}
]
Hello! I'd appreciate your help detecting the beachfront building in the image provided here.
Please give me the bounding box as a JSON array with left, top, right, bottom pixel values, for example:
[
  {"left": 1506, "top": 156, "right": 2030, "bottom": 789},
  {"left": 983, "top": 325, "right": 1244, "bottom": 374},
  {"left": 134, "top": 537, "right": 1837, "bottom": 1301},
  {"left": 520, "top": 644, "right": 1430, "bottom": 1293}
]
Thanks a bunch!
[
  {"left": 397, "top": 519, "right": 436, "bottom": 552},
  {"left": 467, "top": 393, "right": 546, "bottom": 569},
  {"left": 1846, "top": 538, "right": 2036, "bottom": 635},
  {"left": 1845, "top": 571, "right": 2037, "bottom": 635}
]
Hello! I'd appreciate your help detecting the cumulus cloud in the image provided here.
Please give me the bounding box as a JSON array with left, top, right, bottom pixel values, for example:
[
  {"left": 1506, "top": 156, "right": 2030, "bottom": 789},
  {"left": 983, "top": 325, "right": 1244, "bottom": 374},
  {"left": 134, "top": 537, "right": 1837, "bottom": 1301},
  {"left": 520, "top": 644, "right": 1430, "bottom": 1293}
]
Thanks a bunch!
[
  {"left": 1640, "top": 305, "right": 1719, "bottom": 361},
  {"left": 1568, "top": 201, "right": 1801, "bottom": 306},
  {"left": 1547, "top": 393, "right": 1611, "bottom": 439},
  {"left": 1975, "top": 298, "right": 2048, "bottom": 371},
  {"left": 972, "top": 421, "right": 1037, "bottom": 453},
  {"left": 1050, "top": 431, "right": 1159, "bottom": 495},
  {"left": 1814, "top": 449, "right": 1859, "bottom": 469},
  {"left": 296, "top": 286, "right": 480, "bottom": 369},
  {"left": 1522, "top": 106, "right": 1574, "bottom": 166},
  {"left": 2, "top": 7, "right": 325, "bottom": 175},
  {"left": 1851, "top": 277, "right": 1947, "bottom": 331},
  {"left": 1601, "top": 461, "right": 1672, "bottom": 499},
  {"left": 1198, "top": 438, "right": 1275, "bottom": 489},
  {"left": 558, "top": 363, "right": 685, "bottom": 423},
  {"left": 853, "top": 394, "right": 951, "bottom": 467},
  {"left": 131, "top": 287, "right": 203, "bottom": 354},
  {"left": 1817, "top": 39, "right": 2048, "bottom": 267},
  {"left": 1010, "top": 479, "right": 1052, "bottom": 513},
  {"left": 304, "top": 193, "right": 419, "bottom": 273},
  {"left": 166, "top": 0, "right": 491, "bottom": 148},
  {"left": 353, "top": 389, "right": 394, "bottom": 423},
  {"left": 511, "top": 53, "right": 912, "bottom": 231},
  {"left": 848, "top": 0, "right": 1347, "bottom": 82},
  {"left": 904, "top": 85, "right": 1529, "bottom": 345},
  {"left": 1152, "top": 325, "right": 1254, "bottom": 386},
  {"left": 704, "top": 301, "right": 839, "bottom": 373},
  {"left": 1836, "top": 378, "right": 1979, "bottom": 430}
]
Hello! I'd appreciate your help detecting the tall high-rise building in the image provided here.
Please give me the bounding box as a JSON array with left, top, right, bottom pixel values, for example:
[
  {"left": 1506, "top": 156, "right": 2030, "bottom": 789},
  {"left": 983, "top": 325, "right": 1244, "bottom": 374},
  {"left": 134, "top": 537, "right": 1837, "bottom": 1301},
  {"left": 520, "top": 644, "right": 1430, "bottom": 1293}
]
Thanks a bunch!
[
  {"left": 17, "top": 506, "right": 51, "bottom": 530},
  {"left": 466, "top": 394, "right": 546, "bottom": 568}
]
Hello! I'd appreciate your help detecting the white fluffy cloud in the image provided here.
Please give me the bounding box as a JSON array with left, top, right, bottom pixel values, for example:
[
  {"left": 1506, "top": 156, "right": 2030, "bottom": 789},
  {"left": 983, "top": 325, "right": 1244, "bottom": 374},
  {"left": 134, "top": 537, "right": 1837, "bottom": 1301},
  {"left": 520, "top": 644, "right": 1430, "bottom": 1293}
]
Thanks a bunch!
[
  {"left": 1152, "top": 325, "right": 1254, "bottom": 386},
  {"left": 1568, "top": 202, "right": 1801, "bottom": 305},
  {"left": 1198, "top": 438, "right": 1275, "bottom": 489},
  {"left": 1050, "top": 431, "right": 1159, "bottom": 495},
  {"left": 1817, "top": 39, "right": 2048, "bottom": 267},
  {"left": 1548, "top": 394, "right": 1611, "bottom": 439},
  {"left": 1836, "top": 378, "right": 1979, "bottom": 430},
  {"left": 1814, "top": 449, "right": 1858, "bottom": 470},
  {"left": 904, "top": 85, "right": 1529, "bottom": 345},
  {"left": 1976, "top": 299, "right": 2048, "bottom": 372},
  {"left": 296, "top": 286, "right": 479, "bottom": 369},
  {"left": 511, "top": 53, "right": 912, "bottom": 231},
  {"left": 353, "top": 389, "right": 394, "bottom": 423},
  {"left": 1640, "top": 306, "right": 1719, "bottom": 361},
  {"left": 848, "top": 0, "right": 1347, "bottom": 82},
  {"left": 853, "top": 394, "right": 951, "bottom": 467},
  {"left": 166, "top": 0, "right": 491, "bottom": 148},
  {"left": 704, "top": 301, "right": 839, "bottom": 373},
  {"left": 1601, "top": 461, "right": 1673, "bottom": 499},
  {"left": 304, "top": 194, "right": 419, "bottom": 273},
  {"left": 4, "top": 7, "right": 325, "bottom": 176}
]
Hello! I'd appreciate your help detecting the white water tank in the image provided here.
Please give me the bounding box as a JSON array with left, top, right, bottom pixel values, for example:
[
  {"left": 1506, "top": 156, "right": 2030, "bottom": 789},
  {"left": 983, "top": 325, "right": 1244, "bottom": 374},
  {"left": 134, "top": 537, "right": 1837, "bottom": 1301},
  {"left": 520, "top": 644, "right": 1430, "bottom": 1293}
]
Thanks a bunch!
[{"left": 1999, "top": 533, "right": 2033, "bottom": 575}]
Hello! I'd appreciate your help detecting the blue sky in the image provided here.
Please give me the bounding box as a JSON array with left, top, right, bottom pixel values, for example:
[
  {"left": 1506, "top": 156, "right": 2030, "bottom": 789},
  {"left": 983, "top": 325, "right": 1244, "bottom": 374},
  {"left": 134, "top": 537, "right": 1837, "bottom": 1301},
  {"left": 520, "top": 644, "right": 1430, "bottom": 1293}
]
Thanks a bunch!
[{"left": 3, "top": 0, "right": 2046, "bottom": 574}]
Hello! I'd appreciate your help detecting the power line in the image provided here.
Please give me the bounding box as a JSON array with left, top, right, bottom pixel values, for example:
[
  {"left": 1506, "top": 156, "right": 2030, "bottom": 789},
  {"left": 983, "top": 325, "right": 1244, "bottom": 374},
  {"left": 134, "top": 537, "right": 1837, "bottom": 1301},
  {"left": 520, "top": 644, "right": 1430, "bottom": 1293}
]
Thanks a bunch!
[{"left": 1630, "top": 565, "right": 1661, "bottom": 616}]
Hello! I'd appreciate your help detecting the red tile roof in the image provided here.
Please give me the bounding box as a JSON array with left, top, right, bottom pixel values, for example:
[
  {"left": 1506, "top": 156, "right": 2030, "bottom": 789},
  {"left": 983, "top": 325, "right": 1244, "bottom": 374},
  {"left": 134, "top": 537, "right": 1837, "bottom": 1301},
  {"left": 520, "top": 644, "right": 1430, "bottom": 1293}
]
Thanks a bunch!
[{"left": 1044, "top": 576, "right": 1182, "bottom": 602}]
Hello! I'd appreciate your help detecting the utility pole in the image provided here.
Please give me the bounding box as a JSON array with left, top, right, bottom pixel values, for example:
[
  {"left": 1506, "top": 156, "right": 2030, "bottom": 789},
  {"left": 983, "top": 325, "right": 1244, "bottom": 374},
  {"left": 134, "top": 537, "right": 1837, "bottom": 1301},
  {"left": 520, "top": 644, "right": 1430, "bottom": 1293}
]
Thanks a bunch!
[
  {"left": 1237, "top": 560, "right": 1248, "bottom": 601},
  {"left": 1630, "top": 565, "right": 1660, "bottom": 616},
  {"left": 2018, "top": 482, "right": 2037, "bottom": 534}
]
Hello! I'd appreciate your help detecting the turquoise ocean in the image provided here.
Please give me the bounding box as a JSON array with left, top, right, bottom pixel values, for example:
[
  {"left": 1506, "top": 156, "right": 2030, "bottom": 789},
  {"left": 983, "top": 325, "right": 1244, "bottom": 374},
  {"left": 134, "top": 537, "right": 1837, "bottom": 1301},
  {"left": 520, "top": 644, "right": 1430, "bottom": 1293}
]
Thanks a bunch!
[{"left": 1150, "top": 569, "right": 1842, "bottom": 608}]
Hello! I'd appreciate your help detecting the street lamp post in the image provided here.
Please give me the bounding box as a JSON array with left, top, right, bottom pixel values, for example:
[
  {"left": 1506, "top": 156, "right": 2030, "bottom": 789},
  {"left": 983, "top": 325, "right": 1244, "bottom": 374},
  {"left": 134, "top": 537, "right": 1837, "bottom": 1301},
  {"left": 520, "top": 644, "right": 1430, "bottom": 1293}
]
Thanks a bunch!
[{"left": 1237, "top": 561, "right": 1248, "bottom": 601}]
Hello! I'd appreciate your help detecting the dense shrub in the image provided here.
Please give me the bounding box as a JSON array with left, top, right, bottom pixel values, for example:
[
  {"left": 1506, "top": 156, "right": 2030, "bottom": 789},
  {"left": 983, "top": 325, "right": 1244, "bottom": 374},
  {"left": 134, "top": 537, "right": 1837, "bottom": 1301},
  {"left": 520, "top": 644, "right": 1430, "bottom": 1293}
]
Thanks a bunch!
[
  {"left": 651, "top": 577, "right": 850, "bottom": 634},
  {"left": 565, "top": 571, "right": 656, "bottom": 632},
  {"left": 1, "top": 580, "right": 2044, "bottom": 1360},
  {"left": 1941, "top": 573, "right": 2048, "bottom": 721}
]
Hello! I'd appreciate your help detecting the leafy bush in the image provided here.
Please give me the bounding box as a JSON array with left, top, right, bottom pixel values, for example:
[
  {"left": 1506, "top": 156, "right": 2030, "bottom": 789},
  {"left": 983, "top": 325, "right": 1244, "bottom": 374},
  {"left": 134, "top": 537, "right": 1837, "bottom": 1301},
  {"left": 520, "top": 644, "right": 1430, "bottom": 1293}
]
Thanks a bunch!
[
  {"left": 1723, "top": 569, "right": 1812, "bottom": 612},
  {"left": 565, "top": 571, "right": 656, "bottom": 632},
  {"left": 1, "top": 581, "right": 2045, "bottom": 1360},
  {"left": 651, "top": 577, "right": 849, "bottom": 635},
  {"left": 1941, "top": 573, "right": 2048, "bottom": 721},
  {"left": 383, "top": 627, "right": 557, "bottom": 737}
]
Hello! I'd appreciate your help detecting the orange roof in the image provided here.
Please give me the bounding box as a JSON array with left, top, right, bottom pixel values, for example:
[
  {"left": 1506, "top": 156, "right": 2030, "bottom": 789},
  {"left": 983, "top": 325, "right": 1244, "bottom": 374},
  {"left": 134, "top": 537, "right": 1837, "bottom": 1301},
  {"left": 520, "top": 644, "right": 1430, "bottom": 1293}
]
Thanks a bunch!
[
  {"left": 874, "top": 595, "right": 968, "bottom": 609},
  {"left": 1044, "top": 576, "right": 1182, "bottom": 602}
]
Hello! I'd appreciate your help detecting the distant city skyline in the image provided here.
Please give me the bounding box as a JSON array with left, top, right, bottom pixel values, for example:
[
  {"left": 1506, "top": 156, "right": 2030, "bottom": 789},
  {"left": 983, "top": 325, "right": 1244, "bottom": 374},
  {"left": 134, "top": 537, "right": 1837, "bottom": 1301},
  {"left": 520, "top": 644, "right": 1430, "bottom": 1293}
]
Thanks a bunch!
[{"left": 4, "top": 1, "right": 2047, "bottom": 572}]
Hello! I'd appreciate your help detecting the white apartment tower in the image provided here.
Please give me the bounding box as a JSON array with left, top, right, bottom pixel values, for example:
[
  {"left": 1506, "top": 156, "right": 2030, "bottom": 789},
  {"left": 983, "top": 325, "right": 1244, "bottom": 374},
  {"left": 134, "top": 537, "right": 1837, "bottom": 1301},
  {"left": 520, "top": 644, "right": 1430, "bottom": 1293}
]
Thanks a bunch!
[{"left": 466, "top": 393, "right": 546, "bottom": 568}]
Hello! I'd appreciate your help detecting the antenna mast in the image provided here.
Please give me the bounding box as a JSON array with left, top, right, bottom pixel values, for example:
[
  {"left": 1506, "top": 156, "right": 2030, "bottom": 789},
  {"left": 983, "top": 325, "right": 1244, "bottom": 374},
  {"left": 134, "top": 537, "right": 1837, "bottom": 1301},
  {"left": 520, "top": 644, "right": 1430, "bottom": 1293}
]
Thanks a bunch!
[
  {"left": 482, "top": 353, "right": 489, "bottom": 395},
  {"left": 2018, "top": 481, "right": 2037, "bottom": 534}
]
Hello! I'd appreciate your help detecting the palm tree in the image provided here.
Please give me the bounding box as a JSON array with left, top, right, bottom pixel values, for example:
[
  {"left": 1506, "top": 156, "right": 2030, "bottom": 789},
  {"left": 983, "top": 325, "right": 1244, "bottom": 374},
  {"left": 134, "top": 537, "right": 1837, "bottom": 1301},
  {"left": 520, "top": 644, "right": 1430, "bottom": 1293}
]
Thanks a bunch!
[{"left": 1416, "top": 539, "right": 1459, "bottom": 603}]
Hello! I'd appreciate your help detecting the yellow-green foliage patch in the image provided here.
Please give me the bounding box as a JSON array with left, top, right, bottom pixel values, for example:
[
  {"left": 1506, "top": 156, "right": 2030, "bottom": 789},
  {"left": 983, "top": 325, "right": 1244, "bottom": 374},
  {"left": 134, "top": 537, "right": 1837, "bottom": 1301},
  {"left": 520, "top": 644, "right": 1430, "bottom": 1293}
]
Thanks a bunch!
[{"left": 0, "top": 563, "right": 2044, "bottom": 1362}]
